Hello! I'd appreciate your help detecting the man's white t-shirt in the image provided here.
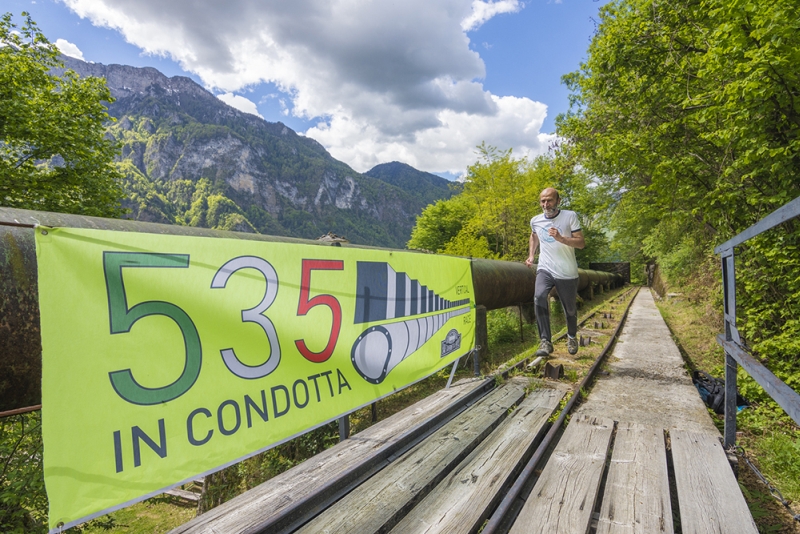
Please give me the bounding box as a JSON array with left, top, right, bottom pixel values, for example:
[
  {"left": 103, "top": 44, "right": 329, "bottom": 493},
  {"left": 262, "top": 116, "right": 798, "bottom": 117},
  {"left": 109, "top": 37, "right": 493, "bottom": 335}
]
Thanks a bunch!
[{"left": 530, "top": 209, "right": 581, "bottom": 279}]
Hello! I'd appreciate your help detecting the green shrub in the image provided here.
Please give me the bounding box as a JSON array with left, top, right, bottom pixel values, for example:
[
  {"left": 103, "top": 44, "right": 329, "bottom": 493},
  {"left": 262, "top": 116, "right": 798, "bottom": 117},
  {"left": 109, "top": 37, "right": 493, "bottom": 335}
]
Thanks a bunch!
[
  {"left": 754, "top": 431, "right": 800, "bottom": 501},
  {"left": 0, "top": 413, "right": 46, "bottom": 534},
  {"left": 487, "top": 308, "right": 520, "bottom": 345}
]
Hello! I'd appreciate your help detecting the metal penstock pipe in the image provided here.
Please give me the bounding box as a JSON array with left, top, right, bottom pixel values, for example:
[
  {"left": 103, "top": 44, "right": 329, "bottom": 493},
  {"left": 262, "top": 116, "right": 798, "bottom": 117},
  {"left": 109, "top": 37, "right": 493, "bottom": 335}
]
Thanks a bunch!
[{"left": 0, "top": 207, "right": 623, "bottom": 411}]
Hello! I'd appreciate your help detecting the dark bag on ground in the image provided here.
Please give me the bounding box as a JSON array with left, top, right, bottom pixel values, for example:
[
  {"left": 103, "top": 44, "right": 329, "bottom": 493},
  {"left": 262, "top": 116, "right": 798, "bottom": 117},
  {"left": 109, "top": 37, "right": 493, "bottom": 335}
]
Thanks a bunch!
[{"left": 692, "top": 370, "right": 749, "bottom": 414}]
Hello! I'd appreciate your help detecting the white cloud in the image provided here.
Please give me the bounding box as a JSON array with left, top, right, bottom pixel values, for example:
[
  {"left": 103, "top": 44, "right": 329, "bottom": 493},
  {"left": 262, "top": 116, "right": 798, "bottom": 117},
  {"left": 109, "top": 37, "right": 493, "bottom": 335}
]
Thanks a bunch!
[
  {"left": 54, "top": 38, "right": 85, "bottom": 60},
  {"left": 461, "top": 0, "right": 523, "bottom": 32},
  {"left": 61, "top": 0, "right": 549, "bottom": 174},
  {"left": 217, "top": 93, "right": 263, "bottom": 118},
  {"left": 308, "top": 95, "right": 555, "bottom": 174}
]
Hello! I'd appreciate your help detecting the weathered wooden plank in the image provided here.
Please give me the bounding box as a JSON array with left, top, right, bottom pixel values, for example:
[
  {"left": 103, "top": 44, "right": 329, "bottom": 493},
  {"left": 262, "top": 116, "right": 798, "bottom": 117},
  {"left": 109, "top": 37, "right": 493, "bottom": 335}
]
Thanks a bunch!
[
  {"left": 391, "top": 386, "right": 565, "bottom": 534},
  {"left": 170, "top": 377, "right": 493, "bottom": 534},
  {"left": 296, "top": 378, "right": 530, "bottom": 534},
  {"left": 509, "top": 414, "right": 615, "bottom": 534},
  {"left": 670, "top": 429, "right": 757, "bottom": 534},
  {"left": 596, "top": 422, "right": 673, "bottom": 534}
]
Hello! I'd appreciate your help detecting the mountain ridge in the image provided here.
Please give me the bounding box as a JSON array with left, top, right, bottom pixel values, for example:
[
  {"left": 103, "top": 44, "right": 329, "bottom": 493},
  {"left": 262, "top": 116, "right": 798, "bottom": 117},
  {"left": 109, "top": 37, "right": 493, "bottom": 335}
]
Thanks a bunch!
[{"left": 56, "top": 56, "right": 453, "bottom": 248}]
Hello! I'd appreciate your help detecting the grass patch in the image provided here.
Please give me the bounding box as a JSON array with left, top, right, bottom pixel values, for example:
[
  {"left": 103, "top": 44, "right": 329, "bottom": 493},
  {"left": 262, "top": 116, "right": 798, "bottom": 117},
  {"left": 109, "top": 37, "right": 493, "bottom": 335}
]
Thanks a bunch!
[{"left": 80, "top": 497, "right": 196, "bottom": 533}]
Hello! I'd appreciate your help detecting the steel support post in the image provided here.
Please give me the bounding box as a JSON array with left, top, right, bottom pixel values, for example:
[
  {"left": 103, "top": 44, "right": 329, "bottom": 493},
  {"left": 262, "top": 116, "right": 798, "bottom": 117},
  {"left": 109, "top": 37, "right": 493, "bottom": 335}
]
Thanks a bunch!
[
  {"left": 338, "top": 415, "right": 350, "bottom": 441},
  {"left": 722, "top": 250, "right": 738, "bottom": 448},
  {"left": 475, "top": 305, "right": 488, "bottom": 376},
  {"left": 724, "top": 352, "right": 738, "bottom": 448}
]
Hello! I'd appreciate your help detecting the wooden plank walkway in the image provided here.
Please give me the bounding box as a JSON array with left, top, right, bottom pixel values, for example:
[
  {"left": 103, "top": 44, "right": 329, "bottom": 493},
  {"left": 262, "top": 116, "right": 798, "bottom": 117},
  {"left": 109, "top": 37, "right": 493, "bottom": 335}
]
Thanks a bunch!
[
  {"left": 297, "top": 377, "right": 541, "bottom": 533},
  {"left": 671, "top": 429, "right": 757, "bottom": 534},
  {"left": 596, "top": 422, "right": 672, "bottom": 534},
  {"left": 510, "top": 414, "right": 614, "bottom": 534},
  {"left": 172, "top": 376, "right": 494, "bottom": 533},
  {"left": 172, "top": 289, "right": 759, "bottom": 534},
  {"left": 538, "top": 290, "right": 756, "bottom": 534},
  {"left": 390, "top": 385, "right": 566, "bottom": 534},
  {"left": 573, "top": 290, "right": 718, "bottom": 434}
]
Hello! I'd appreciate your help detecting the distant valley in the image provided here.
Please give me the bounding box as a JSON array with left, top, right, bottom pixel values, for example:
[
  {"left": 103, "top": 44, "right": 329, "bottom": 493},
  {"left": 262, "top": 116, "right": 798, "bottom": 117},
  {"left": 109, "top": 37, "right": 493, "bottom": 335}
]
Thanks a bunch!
[{"left": 58, "top": 56, "right": 455, "bottom": 248}]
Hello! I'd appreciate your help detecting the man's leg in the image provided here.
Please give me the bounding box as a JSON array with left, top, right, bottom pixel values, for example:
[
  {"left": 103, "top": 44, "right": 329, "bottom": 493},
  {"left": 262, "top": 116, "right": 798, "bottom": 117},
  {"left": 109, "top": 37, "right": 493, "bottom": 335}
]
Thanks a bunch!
[
  {"left": 534, "top": 270, "right": 556, "bottom": 342},
  {"left": 553, "top": 276, "right": 580, "bottom": 337}
]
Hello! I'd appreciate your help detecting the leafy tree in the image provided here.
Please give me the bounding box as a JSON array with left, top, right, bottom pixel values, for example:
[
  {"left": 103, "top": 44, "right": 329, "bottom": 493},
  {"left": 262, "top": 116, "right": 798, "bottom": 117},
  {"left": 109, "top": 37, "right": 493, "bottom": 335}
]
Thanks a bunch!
[
  {"left": 0, "top": 14, "right": 125, "bottom": 532},
  {"left": 558, "top": 0, "right": 800, "bottom": 254},
  {"left": 407, "top": 195, "right": 473, "bottom": 253},
  {"left": 412, "top": 144, "right": 548, "bottom": 260},
  {"left": 0, "top": 12, "right": 123, "bottom": 216},
  {"left": 557, "top": 0, "right": 800, "bottom": 433},
  {"left": 408, "top": 144, "right": 609, "bottom": 264}
]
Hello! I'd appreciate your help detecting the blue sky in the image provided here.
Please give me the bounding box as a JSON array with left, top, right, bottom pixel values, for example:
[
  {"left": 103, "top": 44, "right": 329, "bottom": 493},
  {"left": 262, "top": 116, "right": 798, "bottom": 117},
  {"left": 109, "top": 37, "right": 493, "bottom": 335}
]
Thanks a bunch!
[{"left": 7, "top": 0, "right": 607, "bottom": 177}]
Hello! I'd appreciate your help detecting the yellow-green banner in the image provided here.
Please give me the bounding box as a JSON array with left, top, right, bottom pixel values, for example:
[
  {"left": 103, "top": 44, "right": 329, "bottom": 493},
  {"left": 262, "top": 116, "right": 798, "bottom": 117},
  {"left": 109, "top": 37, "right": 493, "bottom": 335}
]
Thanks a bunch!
[{"left": 35, "top": 227, "right": 475, "bottom": 531}]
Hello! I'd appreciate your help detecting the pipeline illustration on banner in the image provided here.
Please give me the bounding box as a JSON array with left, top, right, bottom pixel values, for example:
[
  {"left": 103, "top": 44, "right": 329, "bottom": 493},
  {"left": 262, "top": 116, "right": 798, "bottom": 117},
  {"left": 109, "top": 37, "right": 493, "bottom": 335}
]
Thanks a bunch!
[{"left": 351, "top": 262, "right": 471, "bottom": 384}]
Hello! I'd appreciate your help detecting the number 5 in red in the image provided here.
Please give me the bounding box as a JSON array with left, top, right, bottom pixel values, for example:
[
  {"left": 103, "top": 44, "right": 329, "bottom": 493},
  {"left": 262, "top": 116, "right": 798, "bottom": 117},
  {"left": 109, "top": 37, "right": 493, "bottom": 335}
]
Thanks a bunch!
[{"left": 295, "top": 260, "right": 344, "bottom": 363}]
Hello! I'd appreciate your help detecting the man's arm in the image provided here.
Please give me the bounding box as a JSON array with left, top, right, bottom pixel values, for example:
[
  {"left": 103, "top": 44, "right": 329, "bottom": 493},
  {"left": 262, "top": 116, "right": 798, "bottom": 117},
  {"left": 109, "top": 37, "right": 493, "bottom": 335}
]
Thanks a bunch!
[
  {"left": 548, "top": 228, "right": 585, "bottom": 249},
  {"left": 525, "top": 231, "right": 539, "bottom": 267}
]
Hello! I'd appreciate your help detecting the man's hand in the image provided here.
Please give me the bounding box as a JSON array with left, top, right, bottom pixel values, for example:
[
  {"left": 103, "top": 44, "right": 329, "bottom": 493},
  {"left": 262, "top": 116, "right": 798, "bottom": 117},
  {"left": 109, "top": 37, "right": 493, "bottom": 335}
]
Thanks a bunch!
[
  {"left": 528, "top": 231, "right": 539, "bottom": 267},
  {"left": 549, "top": 228, "right": 585, "bottom": 249}
]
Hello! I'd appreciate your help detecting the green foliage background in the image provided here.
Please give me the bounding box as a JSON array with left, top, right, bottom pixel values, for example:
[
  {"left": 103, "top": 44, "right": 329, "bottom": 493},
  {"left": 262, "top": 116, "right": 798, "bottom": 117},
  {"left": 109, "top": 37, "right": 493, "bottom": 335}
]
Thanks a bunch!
[
  {"left": 408, "top": 143, "right": 612, "bottom": 266},
  {"left": 0, "top": 13, "right": 123, "bottom": 217},
  {"left": 0, "top": 414, "right": 45, "bottom": 533}
]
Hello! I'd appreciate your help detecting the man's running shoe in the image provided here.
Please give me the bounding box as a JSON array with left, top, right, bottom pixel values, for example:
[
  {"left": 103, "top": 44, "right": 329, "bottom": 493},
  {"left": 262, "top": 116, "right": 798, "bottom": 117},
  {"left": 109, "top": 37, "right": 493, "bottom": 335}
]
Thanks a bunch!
[
  {"left": 567, "top": 335, "right": 578, "bottom": 355},
  {"left": 535, "top": 338, "right": 553, "bottom": 357}
]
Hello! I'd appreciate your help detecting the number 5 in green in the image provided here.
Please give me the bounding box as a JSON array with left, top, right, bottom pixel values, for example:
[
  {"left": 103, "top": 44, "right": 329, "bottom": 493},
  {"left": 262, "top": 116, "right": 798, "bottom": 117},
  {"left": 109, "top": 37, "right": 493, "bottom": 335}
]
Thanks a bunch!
[{"left": 104, "top": 252, "right": 202, "bottom": 405}]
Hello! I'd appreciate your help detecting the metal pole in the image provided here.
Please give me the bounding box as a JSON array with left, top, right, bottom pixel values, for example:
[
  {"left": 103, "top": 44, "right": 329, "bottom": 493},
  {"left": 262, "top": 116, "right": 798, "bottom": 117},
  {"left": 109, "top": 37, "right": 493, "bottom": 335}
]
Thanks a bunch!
[
  {"left": 724, "top": 353, "right": 738, "bottom": 448},
  {"left": 446, "top": 358, "right": 459, "bottom": 389},
  {"left": 722, "top": 250, "right": 738, "bottom": 448},
  {"left": 474, "top": 305, "right": 487, "bottom": 376},
  {"left": 338, "top": 415, "right": 350, "bottom": 441}
]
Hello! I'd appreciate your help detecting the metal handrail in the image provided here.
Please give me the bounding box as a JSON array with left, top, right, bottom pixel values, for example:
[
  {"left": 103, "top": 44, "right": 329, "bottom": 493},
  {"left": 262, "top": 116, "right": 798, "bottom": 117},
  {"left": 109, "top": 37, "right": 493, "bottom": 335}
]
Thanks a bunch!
[
  {"left": 714, "top": 195, "right": 800, "bottom": 448},
  {"left": 715, "top": 197, "right": 800, "bottom": 254}
]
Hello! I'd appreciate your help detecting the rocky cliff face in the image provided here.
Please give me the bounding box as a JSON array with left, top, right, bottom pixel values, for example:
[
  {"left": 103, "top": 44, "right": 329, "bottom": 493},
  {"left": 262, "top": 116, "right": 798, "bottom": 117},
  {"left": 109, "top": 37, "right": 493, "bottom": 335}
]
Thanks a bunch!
[{"left": 58, "top": 56, "right": 448, "bottom": 248}]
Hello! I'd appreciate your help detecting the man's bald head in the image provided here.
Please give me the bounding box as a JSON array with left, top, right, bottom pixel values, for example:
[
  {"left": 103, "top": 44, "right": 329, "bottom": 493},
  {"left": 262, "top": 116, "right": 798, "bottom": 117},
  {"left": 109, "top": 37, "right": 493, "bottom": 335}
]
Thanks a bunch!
[
  {"left": 539, "top": 188, "right": 560, "bottom": 217},
  {"left": 540, "top": 188, "right": 560, "bottom": 201}
]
